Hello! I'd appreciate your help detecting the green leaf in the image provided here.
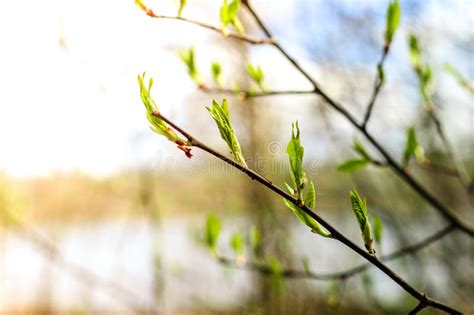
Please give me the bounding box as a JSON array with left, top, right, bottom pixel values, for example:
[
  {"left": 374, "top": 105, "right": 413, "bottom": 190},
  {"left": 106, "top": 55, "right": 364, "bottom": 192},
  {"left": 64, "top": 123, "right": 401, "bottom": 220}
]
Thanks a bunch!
[
  {"left": 444, "top": 63, "right": 474, "bottom": 93},
  {"left": 286, "top": 121, "right": 305, "bottom": 197},
  {"left": 283, "top": 198, "right": 330, "bottom": 237},
  {"left": 178, "top": 0, "right": 187, "bottom": 17},
  {"left": 373, "top": 215, "right": 383, "bottom": 245},
  {"left": 211, "top": 61, "right": 222, "bottom": 86},
  {"left": 284, "top": 182, "right": 295, "bottom": 196},
  {"left": 230, "top": 232, "right": 244, "bottom": 256},
  {"left": 206, "top": 99, "right": 247, "bottom": 167},
  {"left": 137, "top": 73, "right": 187, "bottom": 144},
  {"left": 337, "top": 159, "right": 369, "bottom": 173},
  {"left": 220, "top": 0, "right": 245, "bottom": 35},
  {"left": 304, "top": 180, "right": 316, "bottom": 210},
  {"left": 249, "top": 226, "right": 261, "bottom": 258},
  {"left": 349, "top": 188, "right": 374, "bottom": 254},
  {"left": 353, "top": 138, "right": 371, "bottom": 161},
  {"left": 385, "top": 0, "right": 401, "bottom": 45},
  {"left": 408, "top": 34, "right": 421, "bottom": 70},
  {"left": 246, "top": 64, "right": 265, "bottom": 90},
  {"left": 205, "top": 213, "right": 222, "bottom": 253},
  {"left": 179, "top": 47, "right": 202, "bottom": 85},
  {"left": 403, "top": 127, "right": 425, "bottom": 167}
]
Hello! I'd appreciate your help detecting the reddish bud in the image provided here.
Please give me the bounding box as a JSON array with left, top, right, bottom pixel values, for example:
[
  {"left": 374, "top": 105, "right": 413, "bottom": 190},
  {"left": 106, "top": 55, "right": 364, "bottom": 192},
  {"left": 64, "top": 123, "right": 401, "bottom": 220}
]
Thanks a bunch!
[{"left": 177, "top": 145, "right": 193, "bottom": 159}]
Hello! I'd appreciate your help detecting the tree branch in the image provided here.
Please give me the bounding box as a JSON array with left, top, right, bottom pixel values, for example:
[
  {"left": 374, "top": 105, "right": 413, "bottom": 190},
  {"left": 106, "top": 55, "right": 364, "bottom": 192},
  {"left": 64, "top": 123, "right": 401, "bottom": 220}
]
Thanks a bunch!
[
  {"left": 151, "top": 111, "right": 462, "bottom": 315},
  {"left": 198, "top": 86, "right": 316, "bottom": 98},
  {"left": 242, "top": 0, "right": 474, "bottom": 237}
]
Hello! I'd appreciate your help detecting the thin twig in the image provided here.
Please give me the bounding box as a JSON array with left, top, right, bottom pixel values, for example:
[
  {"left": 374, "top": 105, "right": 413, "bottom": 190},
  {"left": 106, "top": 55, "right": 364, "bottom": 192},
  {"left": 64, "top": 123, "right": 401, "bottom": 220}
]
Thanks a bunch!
[
  {"left": 149, "top": 15, "right": 273, "bottom": 45},
  {"left": 151, "top": 111, "right": 462, "bottom": 315},
  {"left": 215, "top": 224, "right": 456, "bottom": 282},
  {"left": 409, "top": 298, "right": 429, "bottom": 315},
  {"left": 242, "top": 0, "right": 474, "bottom": 237},
  {"left": 362, "top": 48, "right": 389, "bottom": 128},
  {"left": 199, "top": 86, "right": 316, "bottom": 98}
]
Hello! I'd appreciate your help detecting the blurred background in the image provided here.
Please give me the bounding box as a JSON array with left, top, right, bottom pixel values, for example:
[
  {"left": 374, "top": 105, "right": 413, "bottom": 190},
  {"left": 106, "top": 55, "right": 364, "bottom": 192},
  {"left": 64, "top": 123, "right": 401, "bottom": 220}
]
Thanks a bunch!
[{"left": 0, "top": 0, "right": 473, "bottom": 314}]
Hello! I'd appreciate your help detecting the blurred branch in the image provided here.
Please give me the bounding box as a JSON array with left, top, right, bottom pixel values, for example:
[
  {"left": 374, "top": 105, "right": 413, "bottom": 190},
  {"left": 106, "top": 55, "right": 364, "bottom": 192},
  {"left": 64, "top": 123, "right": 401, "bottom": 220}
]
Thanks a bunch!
[
  {"left": 149, "top": 15, "right": 273, "bottom": 45},
  {"left": 11, "top": 220, "right": 155, "bottom": 314},
  {"left": 199, "top": 86, "right": 316, "bottom": 98},
  {"left": 214, "top": 224, "right": 456, "bottom": 282},
  {"left": 409, "top": 299, "right": 429, "bottom": 315},
  {"left": 362, "top": 48, "right": 389, "bottom": 128},
  {"left": 241, "top": 1, "right": 474, "bottom": 237},
  {"left": 151, "top": 110, "right": 462, "bottom": 315}
]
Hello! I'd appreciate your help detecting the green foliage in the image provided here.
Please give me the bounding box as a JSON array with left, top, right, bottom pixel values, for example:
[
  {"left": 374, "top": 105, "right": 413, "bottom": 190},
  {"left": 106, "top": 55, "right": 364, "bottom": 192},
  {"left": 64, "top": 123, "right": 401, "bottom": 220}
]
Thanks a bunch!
[
  {"left": 249, "top": 226, "right": 262, "bottom": 258},
  {"left": 353, "top": 138, "right": 371, "bottom": 161},
  {"left": 246, "top": 64, "right": 265, "bottom": 91},
  {"left": 408, "top": 34, "right": 421, "bottom": 70},
  {"left": 230, "top": 232, "right": 245, "bottom": 256},
  {"left": 137, "top": 73, "right": 188, "bottom": 144},
  {"left": 283, "top": 124, "right": 330, "bottom": 237},
  {"left": 403, "top": 127, "right": 425, "bottom": 167},
  {"left": 286, "top": 122, "right": 306, "bottom": 197},
  {"left": 205, "top": 213, "right": 222, "bottom": 254},
  {"left": 373, "top": 215, "right": 383, "bottom": 245},
  {"left": 178, "top": 0, "right": 187, "bottom": 17},
  {"left": 211, "top": 61, "right": 222, "bottom": 86},
  {"left": 408, "top": 34, "right": 433, "bottom": 109},
  {"left": 220, "top": 0, "right": 245, "bottom": 35},
  {"left": 206, "top": 99, "right": 247, "bottom": 167},
  {"left": 444, "top": 63, "right": 474, "bottom": 94},
  {"left": 385, "top": 0, "right": 401, "bottom": 45},
  {"left": 179, "top": 47, "right": 202, "bottom": 85},
  {"left": 337, "top": 159, "right": 369, "bottom": 173},
  {"left": 349, "top": 188, "right": 374, "bottom": 254}
]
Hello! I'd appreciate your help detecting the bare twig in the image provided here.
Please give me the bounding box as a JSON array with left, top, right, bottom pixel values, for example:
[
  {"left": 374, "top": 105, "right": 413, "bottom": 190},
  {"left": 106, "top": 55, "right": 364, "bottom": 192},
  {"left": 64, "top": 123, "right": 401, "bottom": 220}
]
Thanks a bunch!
[
  {"left": 151, "top": 111, "right": 462, "bottom": 315},
  {"left": 409, "top": 298, "right": 429, "bottom": 315},
  {"left": 149, "top": 15, "right": 273, "bottom": 45},
  {"left": 199, "top": 86, "right": 316, "bottom": 98},
  {"left": 242, "top": 0, "right": 474, "bottom": 237}
]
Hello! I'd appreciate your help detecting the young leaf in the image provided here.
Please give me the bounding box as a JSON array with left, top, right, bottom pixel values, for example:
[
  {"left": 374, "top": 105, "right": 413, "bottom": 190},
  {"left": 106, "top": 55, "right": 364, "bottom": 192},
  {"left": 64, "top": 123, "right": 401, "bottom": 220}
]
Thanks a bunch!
[
  {"left": 137, "top": 73, "right": 192, "bottom": 158},
  {"left": 353, "top": 138, "right": 371, "bottom": 161},
  {"left": 337, "top": 159, "right": 369, "bottom": 173},
  {"left": 211, "top": 61, "right": 222, "bottom": 86},
  {"left": 286, "top": 121, "right": 305, "bottom": 197},
  {"left": 246, "top": 64, "right": 265, "bottom": 90},
  {"left": 249, "top": 226, "right": 262, "bottom": 258},
  {"left": 220, "top": 0, "right": 245, "bottom": 35},
  {"left": 385, "top": 0, "right": 401, "bottom": 45},
  {"left": 403, "top": 127, "right": 424, "bottom": 167},
  {"left": 179, "top": 47, "right": 202, "bottom": 85},
  {"left": 373, "top": 215, "right": 383, "bottom": 245},
  {"left": 135, "top": 0, "right": 155, "bottom": 17},
  {"left": 408, "top": 34, "right": 421, "bottom": 71},
  {"left": 205, "top": 213, "right": 222, "bottom": 254},
  {"left": 178, "top": 0, "right": 187, "bottom": 17},
  {"left": 206, "top": 99, "right": 247, "bottom": 167},
  {"left": 304, "top": 180, "right": 316, "bottom": 210},
  {"left": 444, "top": 63, "right": 474, "bottom": 94},
  {"left": 349, "top": 188, "right": 374, "bottom": 255},
  {"left": 283, "top": 198, "right": 331, "bottom": 237},
  {"left": 230, "top": 232, "right": 245, "bottom": 256}
]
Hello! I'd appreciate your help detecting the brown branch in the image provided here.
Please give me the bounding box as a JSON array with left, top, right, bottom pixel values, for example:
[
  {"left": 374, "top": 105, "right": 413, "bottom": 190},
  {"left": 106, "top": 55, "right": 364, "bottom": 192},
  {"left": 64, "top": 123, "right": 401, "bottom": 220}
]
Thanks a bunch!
[
  {"left": 362, "top": 48, "right": 389, "bottom": 128},
  {"left": 151, "top": 110, "right": 462, "bottom": 315},
  {"left": 148, "top": 15, "right": 273, "bottom": 45},
  {"left": 409, "top": 298, "right": 429, "bottom": 315},
  {"left": 215, "top": 224, "right": 456, "bottom": 282},
  {"left": 242, "top": 0, "right": 474, "bottom": 237}
]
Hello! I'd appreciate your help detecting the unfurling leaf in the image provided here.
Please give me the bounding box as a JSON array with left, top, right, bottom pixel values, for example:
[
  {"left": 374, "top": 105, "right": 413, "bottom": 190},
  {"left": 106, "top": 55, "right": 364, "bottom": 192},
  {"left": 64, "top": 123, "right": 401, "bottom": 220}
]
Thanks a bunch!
[
  {"left": 385, "top": 0, "right": 401, "bottom": 45},
  {"left": 353, "top": 138, "right": 371, "bottom": 161},
  {"left": 408, "top": 34, "right": 421, "bottom": 70},
  {"left": 206, "top": 99, "right": 247, "bottom": 167},
  {"left": 205, "top": 213, "right": 221, "bottom": 254},
  {"left": 283, "top": 198, "right": 331, "bottom": 237},
  {"left": 403, "top": 127, "right": 425, "bottom": 167},
  {"left": 178, "top": 0, "right": 187, "bottom": 17},
  {"left": 304, "top": 180, "right": 316, "bottom": 210},
  {"left": 135, "top": 0, "right": 156, "bottom": 17},
  {"left": 220, "top": 0, "right": 245, "bottom": 35},
  {"left": 373, "top": 215, "right": 383, "bottom": 245},
  {"left": 246, "top": 64, "right": 265, "bottom": 91},
  {"left": 230, "top": 232, "right": 245, "bottom": 256},
  {"left": 211, "top": 61, "right": 222, "bottom": 86},
  {"left": 349, "top": 188, "right": 374, "bottom": 255},
  {"left": 286, "top": 121, "right": 305, "bottom": 197},
  {"left": 179, "top": 47, "right": 202, "bottom": 85},
  {"left": 337, "top": 159, "right": 369, "bottom": 173},
  {"left": 138, "top": 73, "right": 193, "bottom": 158}
]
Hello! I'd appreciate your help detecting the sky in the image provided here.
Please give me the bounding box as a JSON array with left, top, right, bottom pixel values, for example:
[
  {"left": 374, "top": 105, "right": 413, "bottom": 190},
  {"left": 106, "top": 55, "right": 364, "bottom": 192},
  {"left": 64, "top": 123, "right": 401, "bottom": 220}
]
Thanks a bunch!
[{"left": 0, "top": 0, "right": 472, "bottom": 178}]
